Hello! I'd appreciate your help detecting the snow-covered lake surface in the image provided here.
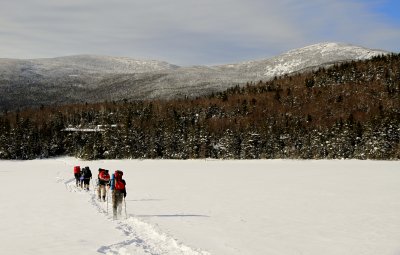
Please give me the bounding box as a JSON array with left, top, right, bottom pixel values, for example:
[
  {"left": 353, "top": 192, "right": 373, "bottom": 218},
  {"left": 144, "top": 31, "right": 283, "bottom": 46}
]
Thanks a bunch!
[{"left": 0, "top": 158, "right": 399, "bottom": 255}]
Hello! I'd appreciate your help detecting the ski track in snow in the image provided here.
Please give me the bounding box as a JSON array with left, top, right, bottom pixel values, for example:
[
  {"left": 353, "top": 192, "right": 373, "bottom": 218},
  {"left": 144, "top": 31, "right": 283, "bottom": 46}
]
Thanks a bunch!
[{"left": 56, "top": 171, "right": 210, "bottom": 255}]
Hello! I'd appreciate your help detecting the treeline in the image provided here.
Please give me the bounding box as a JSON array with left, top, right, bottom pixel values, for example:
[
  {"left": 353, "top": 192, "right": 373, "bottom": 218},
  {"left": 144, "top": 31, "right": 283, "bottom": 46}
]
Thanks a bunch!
[{"left": 0, "top": 54, "right": 399, "bottom": 160}]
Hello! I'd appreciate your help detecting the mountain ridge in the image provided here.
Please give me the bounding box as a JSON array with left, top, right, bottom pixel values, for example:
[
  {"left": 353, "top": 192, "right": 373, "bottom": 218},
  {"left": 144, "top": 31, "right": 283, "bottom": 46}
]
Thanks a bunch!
[{"left": 0, "top": 42, "right": 389, "bottom": 111}]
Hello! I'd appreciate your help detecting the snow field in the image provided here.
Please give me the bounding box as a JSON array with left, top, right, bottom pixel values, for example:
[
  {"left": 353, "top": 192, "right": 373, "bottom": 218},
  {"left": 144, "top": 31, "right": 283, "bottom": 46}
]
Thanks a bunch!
[
  {"left": 0, "top": 158, "right": 399, "bottom": 255},
  {"left": 58, "top": 160, "right": 210, "bottom": 255},
  {"left": 0, "top": 160, "right": 123, "bottom": 255}
]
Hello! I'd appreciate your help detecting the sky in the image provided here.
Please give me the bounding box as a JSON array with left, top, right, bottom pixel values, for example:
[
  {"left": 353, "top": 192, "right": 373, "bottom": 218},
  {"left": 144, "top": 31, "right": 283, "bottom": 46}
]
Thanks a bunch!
[{"left": 0, "top": 0, "right": 399, "bottom": 66}]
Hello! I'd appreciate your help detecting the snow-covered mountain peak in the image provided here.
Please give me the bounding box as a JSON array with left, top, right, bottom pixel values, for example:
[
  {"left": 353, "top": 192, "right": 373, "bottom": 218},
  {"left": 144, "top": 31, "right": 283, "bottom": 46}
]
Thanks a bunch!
[
  {"left": 285, "top": 42, "right": 387, "bottom": 59},
  {"left": 288, "top": 42, "right": 351, "bottom": 53},
  {"left": 215, "top": 42, "right": 388, "bottom": 78},
  {"left": 29, "top": 54, "right": 180, "bottom": 75}
]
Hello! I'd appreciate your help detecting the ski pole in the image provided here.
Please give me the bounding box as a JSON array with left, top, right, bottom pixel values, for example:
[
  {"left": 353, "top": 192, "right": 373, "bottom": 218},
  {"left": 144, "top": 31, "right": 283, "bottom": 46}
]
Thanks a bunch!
[
  {"left": 124, "top": 196, "right": 128, "bottom": 219},
  {"left": 106, "top": 189, "right": 109, "bottom": 215}
]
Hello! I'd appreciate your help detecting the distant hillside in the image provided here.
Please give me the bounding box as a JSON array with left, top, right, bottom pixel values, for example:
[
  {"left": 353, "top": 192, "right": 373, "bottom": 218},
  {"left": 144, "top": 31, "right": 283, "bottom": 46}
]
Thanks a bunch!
[
  {"left": 0, "top": 42, "right": 388, "bottom": 112},
  {"left": 0, "top": 53, "right": 398, "bottom": 160}
]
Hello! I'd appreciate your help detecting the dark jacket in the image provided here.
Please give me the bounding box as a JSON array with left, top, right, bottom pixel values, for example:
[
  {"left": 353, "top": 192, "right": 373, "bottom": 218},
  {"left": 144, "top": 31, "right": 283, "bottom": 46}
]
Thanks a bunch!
[
  {"left": 82, "top": 167, "right": 92, "bottom": 179},
  {"left": 98, "top": 177, "right": 110, "bottom": 186}
]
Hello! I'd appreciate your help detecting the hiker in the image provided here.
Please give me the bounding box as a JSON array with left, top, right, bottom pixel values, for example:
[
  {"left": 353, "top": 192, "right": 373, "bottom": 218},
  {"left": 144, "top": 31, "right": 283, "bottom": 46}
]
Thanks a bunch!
[
  {"left": 82, "top": 166, "right": 92, "bottom": 190},
  {"left": 73, "top": 166, "right": 81, "bottom": 186},
  {"left": 97, "top": 168, "right": 110, "bottom": 202},
  {"left": 79, "top": 168, "right": 85, "bottom": 188},
  {"left": 112, "top": 170, "right": 127, "bottom": 219}
]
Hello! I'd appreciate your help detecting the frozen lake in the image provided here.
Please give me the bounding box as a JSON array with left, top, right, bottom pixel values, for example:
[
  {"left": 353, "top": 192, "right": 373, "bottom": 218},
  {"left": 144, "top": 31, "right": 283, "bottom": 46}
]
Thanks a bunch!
[{"left": 0, "top": 158, "right": 399, "bottom": 255}]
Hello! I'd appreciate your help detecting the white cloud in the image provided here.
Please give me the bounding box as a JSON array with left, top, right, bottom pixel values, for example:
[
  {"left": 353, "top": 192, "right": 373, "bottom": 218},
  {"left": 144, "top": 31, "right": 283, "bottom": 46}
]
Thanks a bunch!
[{"left": 0, "top": 0, "right": 399, "bottom": 65}]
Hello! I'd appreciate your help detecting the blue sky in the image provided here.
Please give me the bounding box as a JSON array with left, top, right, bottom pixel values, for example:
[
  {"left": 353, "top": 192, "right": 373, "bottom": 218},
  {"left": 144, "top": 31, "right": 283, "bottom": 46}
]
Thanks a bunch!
[
  {"left": 0, "top": 0, "right": 399, "bottom": 65},
  {"left": 371, "top": 0, "right": 400, "bottom": 23}
]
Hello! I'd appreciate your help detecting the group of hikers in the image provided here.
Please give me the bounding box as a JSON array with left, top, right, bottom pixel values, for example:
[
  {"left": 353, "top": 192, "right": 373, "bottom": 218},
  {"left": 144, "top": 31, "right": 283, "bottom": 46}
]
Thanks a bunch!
[{"left": 73, "top": 166, "right": 127, "bottom": 219}]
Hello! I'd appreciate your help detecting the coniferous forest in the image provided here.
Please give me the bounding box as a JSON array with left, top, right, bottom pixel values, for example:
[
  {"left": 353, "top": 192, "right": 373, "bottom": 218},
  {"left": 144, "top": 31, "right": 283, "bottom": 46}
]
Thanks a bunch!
[{"left": 0, "top": 54, "right": 399, "bottom": 160}]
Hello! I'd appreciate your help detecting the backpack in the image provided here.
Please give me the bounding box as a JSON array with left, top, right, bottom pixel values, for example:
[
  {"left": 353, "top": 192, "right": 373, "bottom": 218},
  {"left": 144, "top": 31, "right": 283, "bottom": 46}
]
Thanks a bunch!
[
  {"left": 114, "top": 170, "right": 125, "bottom": 190},
  {"left": 114, "top": 170, "right": 123, "bottom": 179},
  {"left": 83, "top": 167, "right": 92, "bottom": 179},
  {"left": 99, "top": 170, "right": 110, "bottom": 181},
  {"left": 73, "top": 166, "right": 80, "bottom": 174}
]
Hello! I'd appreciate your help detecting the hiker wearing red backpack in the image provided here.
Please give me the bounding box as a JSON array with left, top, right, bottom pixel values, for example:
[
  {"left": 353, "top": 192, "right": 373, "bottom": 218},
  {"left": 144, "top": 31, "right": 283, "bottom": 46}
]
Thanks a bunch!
[
  {"left": 73, "top": 166, "right": 81, "bottom": 186},
  {"left": 97, "top": 168, "right": 110, "bottom": 202},
  {"left": 112, "top": 170, "right": 127, "bottom": 219}
]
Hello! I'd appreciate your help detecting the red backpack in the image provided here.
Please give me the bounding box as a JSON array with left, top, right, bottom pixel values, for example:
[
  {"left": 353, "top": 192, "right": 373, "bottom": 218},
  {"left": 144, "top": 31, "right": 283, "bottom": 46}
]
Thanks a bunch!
[
  {"left": 74, "top": 166, "right": 80, "bottom": 174},
  {"left": 99, "top": 170, "right": 110, "bottom": 181},
  {"left": 114, "top": 170, "right": 125, "bottom": 190}
]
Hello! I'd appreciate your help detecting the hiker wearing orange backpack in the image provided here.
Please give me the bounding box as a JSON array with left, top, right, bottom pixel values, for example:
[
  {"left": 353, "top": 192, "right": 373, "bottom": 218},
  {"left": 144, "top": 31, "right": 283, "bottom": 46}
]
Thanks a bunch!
[
  {"left": 97, "top": 168, "right": 110, "bottom": 202},
  {"left": 112, "top": 170, "right": 127, "bottom": 219}
]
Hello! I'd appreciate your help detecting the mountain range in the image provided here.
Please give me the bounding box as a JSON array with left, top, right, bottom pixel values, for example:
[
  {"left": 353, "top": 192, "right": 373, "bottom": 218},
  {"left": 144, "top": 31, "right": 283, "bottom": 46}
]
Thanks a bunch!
[{"left": 0, "top": 42, "right": 389, "bottom": 111}]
